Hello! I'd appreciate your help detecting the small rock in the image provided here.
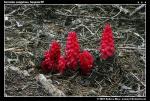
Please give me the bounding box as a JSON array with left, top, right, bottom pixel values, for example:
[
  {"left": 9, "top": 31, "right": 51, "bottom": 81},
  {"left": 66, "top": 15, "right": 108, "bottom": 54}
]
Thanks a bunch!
[
  {"left": 28, "top": 68, "right": 35, "bottom": 73},
  {"left": 22, "top": 70, "right": 30, "bottom": 77},
  {"left": 47, "top": 79, "right": 52, "bottom": 84}
]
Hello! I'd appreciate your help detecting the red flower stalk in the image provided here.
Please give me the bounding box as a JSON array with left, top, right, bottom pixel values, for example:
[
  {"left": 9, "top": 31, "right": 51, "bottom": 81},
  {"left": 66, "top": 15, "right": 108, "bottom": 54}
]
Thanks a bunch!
[
  {"left": 58, "top": 56, "right": 66, "bottom": 74},
  {"left": 49, "top": 41, "right": 61, "bottom": 62},
  {"left": 79, "top": 50, "right": 94, "bottom": 75},
  {"left": 99, "top": 23, "right": 115, "bottom": 60},
  {"left": 65, "top": 31, "right": 80, "bottom": 70},
  {"left": 41, "top": 40, "right": 61, "bottom": 72}
]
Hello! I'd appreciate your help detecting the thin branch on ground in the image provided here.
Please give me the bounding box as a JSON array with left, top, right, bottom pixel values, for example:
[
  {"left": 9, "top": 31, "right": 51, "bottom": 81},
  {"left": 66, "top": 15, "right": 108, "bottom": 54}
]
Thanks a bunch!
[{"left": 130, "top": 4, "right": 145, "bottom": 16}]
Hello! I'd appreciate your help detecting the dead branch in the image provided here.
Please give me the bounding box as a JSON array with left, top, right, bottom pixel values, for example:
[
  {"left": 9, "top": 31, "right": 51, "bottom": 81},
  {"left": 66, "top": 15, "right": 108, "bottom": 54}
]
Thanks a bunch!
[
  {"left": 118, "top": 47, "right": 145, "bottom": 50},
  {"left": 133, "top": 32, "right": 145, "bottom": 43},
  {"left": 111, "top": 7, "right": 122, "bottom": 19},
  {"left": 5, "top": 9, "right": 18, "bottom": 17},
  {"left": 113, "top": 5, "right": 130, "bottom": 14},
  {"left": 36, "top": 74, "right": 66, "bottom": 96},
  {"left": 130, "top": 4, "right": 145, "bottom": 16},
  {"left": 4, "top": 47, "right": 24, "bottom": 52},
  {"left": 71, "top": 23, "right": 95, "bottom": 35},
  {"left": 129, "top": 72, "right": 145, "bottom": 87}
]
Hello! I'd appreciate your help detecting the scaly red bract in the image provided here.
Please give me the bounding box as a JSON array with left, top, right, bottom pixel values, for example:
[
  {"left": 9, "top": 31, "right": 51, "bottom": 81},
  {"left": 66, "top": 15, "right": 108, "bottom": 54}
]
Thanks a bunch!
[
  {"left": 41, "top": 40, "right": 61, "bottom": 72},
  {"left": 99, "top": 23, "right": 115, "bottom": 60},
  {"left": 79, "top": 50, "right": 94, "bottom": 75},
  {"left": 49, "top": 41, "right": 61, "bottom": 62},
  {"left": 65, "top": 31, "right": 80, "bottom": 70},
  {"left": 58, "top": 56, "right": 66, "bottom": 74}
]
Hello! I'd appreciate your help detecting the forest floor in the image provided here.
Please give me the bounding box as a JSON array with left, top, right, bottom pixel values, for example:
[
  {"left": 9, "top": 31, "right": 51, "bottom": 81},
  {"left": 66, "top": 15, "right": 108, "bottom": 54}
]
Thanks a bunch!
[{"left": 4, "top": 4, "right": 146, "bottom": 96}]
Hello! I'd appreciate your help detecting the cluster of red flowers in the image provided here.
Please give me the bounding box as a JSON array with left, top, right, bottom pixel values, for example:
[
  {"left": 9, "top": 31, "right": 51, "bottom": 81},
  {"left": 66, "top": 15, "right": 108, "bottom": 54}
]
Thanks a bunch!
[
  {"left": 99, "top": 23, "right": 115, "bottom": 60},
  {"left": 79, "top": 50, "right": 94, "bottom": 75},
  {"left": 65, "top": 32, "right": 80, "bottom": 71},
  {"left": 41, "top": 41, "right": 65, "bottom": 74},
  {"left": 41, "top": 23, "right": 115, "bottom": 75}
]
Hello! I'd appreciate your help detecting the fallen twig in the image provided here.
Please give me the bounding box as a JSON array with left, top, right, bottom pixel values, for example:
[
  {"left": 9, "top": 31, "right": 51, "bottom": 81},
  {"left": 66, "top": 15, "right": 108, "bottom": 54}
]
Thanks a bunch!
[
  {"left": 118, "top": 47, "right": 145, "bottom": 50},
  {"left": 133, "top": 32, "right": 145, "bottom": 43},
  {"left": 5, "top": 9, "right": 18, "bottom": 17},
  {"left": 129, "top": 72, "right": 145, "bottom": 87},
  {"left": 130, "top": 4, "right": 145, "bottom": 16},
  {"left": 36, "top": 74, "right": 66, "bottom": 96},
  {"left": 113, "top": 5, "right": 129, "bottom": 14},
  {"left": 71, "top": 23, "right": 95, "bottom": 35},
  {"left": 111, "top": 7, "right": 122, "bottom": 19},
  {"left": 4, "top": 47, "right": 24, "bottom": 52},
  {"left": 80, "top": 24, "right": 94, "bottom": 35}
]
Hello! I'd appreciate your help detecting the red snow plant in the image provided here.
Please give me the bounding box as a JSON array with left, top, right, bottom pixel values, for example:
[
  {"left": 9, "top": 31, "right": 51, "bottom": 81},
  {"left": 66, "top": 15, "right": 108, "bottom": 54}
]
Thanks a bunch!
[
  {"left": 79, "top": 50, "right": 94, "bottom": 75},
  {"left": 65, "top": 31, "right": 80, "bottom": 71},
  {"left": 99, "top": 23, "right": 115, "bottom": 60},
  {"left": 41, "top": 40, "right": 66, "bottom": 74}
]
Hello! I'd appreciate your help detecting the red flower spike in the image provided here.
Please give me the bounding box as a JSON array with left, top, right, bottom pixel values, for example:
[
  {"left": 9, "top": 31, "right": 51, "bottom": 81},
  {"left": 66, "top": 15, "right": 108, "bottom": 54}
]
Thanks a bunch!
[
  {"left": 41, "top": 40, "right": 61, "bottom": 72},
  {"left": 49, "top": 41, "right": 61, "bottom": 61},
  {"left": 79, "top": 50, "right": 94, "bottom": 75},
  {"left": 99, "top": 23, "right": 115, "bottom": 60},
  {"left": 65, "top": 31, "right": 80, "bottom": 70},
  {"left": 58, "top": 56, "right": 66, "bottom": 74}
]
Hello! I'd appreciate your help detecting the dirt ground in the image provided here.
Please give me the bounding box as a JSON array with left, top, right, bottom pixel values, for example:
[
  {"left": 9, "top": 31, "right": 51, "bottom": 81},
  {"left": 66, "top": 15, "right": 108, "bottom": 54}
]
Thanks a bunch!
[{"left": 4, "top": 5, "right": 146, "bottom": 96}]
